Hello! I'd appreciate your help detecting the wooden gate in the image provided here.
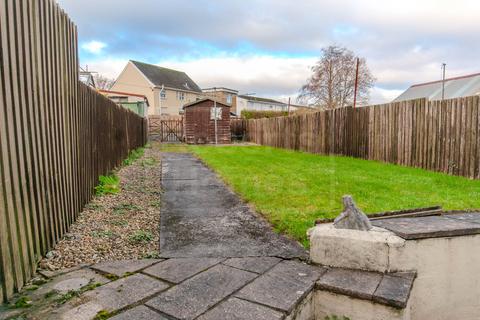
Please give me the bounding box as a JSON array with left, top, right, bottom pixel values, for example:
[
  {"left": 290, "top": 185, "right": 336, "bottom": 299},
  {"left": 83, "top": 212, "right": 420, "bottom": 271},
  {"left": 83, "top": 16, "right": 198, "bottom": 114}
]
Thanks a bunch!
[{"left": 149, "top": 116, "right": 184, "bottom": 142}]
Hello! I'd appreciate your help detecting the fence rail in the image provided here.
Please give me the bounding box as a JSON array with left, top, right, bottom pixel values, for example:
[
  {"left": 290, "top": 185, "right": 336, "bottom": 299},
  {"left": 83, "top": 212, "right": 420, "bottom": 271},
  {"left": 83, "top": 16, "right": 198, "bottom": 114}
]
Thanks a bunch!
[
  {"left": 232, "top": 96, "right": 480, "bottom": 179},
  {"left": 0, "top": 0, "right": 147, "bottom": 301}
]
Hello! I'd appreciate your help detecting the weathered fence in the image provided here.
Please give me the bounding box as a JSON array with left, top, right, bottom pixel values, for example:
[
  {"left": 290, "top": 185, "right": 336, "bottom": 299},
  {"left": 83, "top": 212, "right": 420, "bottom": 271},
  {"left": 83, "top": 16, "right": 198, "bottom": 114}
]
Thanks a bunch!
[
  {"left": 233, "top": 96, "right": 480, "bottom": 179},
  {"left": 149, "top": 116, "right": 184, "bottom": 142},
  {"left": 0, "top": 0, "right": 147, "bottom": 301}
]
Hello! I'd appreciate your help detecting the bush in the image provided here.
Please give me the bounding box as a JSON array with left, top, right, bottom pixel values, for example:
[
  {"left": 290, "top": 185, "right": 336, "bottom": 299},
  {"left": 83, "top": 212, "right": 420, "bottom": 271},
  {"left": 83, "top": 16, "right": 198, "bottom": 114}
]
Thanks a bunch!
[
  {"left": 122, "top": 147, "right": 145, "bottom": 166},
  {"left": 129, "top": 230, "right": 153, "bottom": 244},
  {"left": 241, "top": 110, "right": 289, "bottom": 119},
  {"left": 95, "top": 174, "right": 120, "bottom": 196}
]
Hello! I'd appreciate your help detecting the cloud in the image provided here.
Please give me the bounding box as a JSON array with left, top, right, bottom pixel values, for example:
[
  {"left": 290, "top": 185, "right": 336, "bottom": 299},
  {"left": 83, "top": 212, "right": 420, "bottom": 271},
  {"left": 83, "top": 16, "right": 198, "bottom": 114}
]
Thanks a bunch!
[
  {"left": 56, "top": 0, "right": 480, "bottom": 103},
  {"left": 81, "top": 40, "right": 107, "bottom": 54}
]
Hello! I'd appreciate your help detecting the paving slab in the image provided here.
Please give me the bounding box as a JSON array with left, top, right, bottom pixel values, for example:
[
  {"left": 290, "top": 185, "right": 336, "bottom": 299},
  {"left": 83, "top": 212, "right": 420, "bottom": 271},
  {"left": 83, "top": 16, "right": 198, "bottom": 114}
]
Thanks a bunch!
[
  {"left": 316, "top": 268, "right": 383, "bottom": 301},
  {"left": 223, "top": 257, "right": 281, "bottom": 274},
  {"left": 82, "top": 274, "right": 169, "bottom": 312},
  {"left": 54, "top": 300, "right": 104, "bottom": 320},
  {"left": 160, "top": 153, "right": 307, "bottom": 259},
  {"left": 110, "top": 305, "right": 168, "bottom": 320},
  {"left": 373, "top": 274, "right": 416, "bottom": 308},
  {"left": 444, "top": 212, "right": 480, "bottom": 224},
  {"left": 236, "top": 260, "right": 325, "bottom": 313},
  {"left": 197, "top": 297, "right": 284, "bottom": 320},
  {"left": 91, "top": 259, "right": 162, "bottom": 277},
  {"left": 143, "top": 258, "right": 224, "bottom": 283},
  {"left": 31, "top": 268, "right": 109, "bottom": 300},
  {"left": 372, "top": 216, "right": 480, "bottom": 240},
  {"left": 146, "top": 264, "right": 257, "bottom": 320}
]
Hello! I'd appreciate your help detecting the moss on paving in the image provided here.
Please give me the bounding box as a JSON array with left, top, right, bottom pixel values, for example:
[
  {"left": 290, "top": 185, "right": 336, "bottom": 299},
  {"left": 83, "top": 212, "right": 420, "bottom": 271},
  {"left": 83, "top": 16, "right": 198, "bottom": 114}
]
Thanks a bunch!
[{"left": 190, "top": 146, "right": 480, "bottom": 247}]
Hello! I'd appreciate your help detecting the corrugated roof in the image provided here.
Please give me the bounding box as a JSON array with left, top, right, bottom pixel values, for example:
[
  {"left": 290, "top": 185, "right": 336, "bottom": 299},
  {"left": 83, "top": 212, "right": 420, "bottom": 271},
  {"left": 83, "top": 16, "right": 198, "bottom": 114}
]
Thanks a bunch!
[
  {"left": 238, "top": 95, "right": 286, "bottom": 105},
  {"left": 130, "top": 60, "right": 202, "bottom": 93},
  {"left": 393, "top": 72, "right": 480, "bottom": 102}
]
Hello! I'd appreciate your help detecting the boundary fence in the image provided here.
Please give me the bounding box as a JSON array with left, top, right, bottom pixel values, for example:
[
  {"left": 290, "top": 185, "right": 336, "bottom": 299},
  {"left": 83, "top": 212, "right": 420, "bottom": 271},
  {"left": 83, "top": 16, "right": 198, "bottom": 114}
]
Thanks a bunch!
[
  {"left": 0, "top": 0, "right": 147, "bottom": 301},
  {"left": 232, "top": 96, "right": 480, "bottom": 179}
]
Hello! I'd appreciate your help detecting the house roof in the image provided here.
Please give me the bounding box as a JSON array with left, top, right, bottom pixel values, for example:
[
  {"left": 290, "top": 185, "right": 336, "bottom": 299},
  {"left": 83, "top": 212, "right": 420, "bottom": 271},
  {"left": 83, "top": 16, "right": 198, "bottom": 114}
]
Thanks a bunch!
[
  {"left": 183, "top": 98, "right": 231, "bottom": 109},
  {"left": 130, "top": 60, "right": 202, "bottom": 93},
  {"left": 238, "top": 95, "right": 286, "bottom": 105},
  {"left": 393, "top": 72, "right": 480, "bottom": 102}
]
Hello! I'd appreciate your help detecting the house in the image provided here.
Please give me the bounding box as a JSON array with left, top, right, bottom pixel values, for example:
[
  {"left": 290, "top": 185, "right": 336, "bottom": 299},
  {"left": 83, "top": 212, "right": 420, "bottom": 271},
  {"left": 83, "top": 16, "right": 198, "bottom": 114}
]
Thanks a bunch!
[
  {"left": 79, "top": 71, "right": 96, "bottom": 88},
  {"left": 394, "top": 72, "right": 480, "bottom": 102},
  {"left": 202, "top": 87, "right": 239, "bottom": 115},
  {"left": 236, "top": 95, "right": 288, "bottom": 115},
  {"left": 111, "top": 60, "right": 202, "bottom": 116},
  {"left": 99, "top": 89, "right": 149, "bottom": 117}
]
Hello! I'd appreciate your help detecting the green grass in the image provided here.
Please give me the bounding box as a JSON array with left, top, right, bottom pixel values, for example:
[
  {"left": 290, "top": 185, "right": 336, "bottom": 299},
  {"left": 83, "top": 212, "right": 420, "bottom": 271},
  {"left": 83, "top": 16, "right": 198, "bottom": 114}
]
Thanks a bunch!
[
  {"left": 95, "top": 175, "right": 121, "bottom": 196},
  {"left": 190, "top": 146, "right": 480, "bottom": 247},
  {"left": 160, "top": 143, "right": 191, "bottom": 153},
  {"left": 123, "top": 147, "right": 145, "bottom": 166},
  {"left": 128, "top": 230, "right": 153, "bottom": 244}
]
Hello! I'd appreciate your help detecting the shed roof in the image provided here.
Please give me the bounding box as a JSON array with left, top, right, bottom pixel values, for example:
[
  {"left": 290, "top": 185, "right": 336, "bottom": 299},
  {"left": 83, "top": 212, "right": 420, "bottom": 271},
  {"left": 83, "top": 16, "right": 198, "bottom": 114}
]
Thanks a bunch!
[
  {"left": 183, "top": 98, "right": 231, "bottom": 109},
  {"left": 393, "top": 72, "right": 480, "bottom": 102},
  {"left": 130, "top": 60, "right": 202, "bottom": 93}
]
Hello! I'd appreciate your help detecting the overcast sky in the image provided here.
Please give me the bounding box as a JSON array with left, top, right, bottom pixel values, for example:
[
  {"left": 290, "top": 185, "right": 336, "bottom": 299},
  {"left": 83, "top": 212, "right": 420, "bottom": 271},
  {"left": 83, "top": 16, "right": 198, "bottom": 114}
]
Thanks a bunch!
[{"left": 57, "top": 0, "right": 480, "bottom": 104}]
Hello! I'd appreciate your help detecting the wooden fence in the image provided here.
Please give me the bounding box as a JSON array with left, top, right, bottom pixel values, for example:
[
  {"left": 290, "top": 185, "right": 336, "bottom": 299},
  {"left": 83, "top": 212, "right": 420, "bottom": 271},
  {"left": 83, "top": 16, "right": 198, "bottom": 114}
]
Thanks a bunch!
[
  {"left": 0, "top": 0, "right": 147, "bottom": 301},
  {"left": 149, "top": 116, "right": 184, "bottom": 142},
  {"left": 232, "top": 96, "right": 480, "bottom": 179}
]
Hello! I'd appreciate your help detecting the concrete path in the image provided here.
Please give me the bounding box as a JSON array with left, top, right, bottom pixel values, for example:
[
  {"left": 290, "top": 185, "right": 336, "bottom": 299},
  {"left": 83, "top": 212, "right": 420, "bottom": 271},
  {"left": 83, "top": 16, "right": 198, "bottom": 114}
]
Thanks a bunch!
[{"left": 160, "top": 152, "right": 307, "bottom": 259}]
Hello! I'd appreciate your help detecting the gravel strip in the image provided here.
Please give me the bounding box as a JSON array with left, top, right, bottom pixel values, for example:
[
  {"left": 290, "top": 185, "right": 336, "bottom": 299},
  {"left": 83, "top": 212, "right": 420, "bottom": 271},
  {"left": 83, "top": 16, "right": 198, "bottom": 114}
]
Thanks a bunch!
[{"left": 39, "top": 143, "right": 162, "bottom": 270}]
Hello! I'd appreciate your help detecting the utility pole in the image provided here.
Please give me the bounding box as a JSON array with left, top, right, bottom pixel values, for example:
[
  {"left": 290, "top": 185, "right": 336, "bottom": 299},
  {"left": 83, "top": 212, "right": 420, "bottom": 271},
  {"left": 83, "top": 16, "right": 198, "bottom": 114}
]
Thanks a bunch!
[
  {"left": 214, "top": 87, "right": 218, "bottom": 145},
  {"left": 353, "top": 58, "right": 360, "bottom": 108},
  {"left": 288, "top": 97, "right": 291, "bottom": 115},
  {"left": 441, "top": 63, "right": 447, "bottom": 101}
]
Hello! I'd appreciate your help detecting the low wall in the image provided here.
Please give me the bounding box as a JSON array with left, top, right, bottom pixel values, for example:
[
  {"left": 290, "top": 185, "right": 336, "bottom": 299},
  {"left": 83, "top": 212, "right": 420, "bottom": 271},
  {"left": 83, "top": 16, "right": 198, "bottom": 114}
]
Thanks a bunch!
[{"left": 309, "top": 221, "right": 480, "bottom": 320}]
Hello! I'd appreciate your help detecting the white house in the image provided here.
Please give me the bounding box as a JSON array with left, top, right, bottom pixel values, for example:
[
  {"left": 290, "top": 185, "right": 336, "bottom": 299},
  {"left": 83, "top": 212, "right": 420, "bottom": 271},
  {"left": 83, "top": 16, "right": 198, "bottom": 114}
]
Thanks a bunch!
[{"left": 236, "top": 95, "right": 288, "bottom": 115}]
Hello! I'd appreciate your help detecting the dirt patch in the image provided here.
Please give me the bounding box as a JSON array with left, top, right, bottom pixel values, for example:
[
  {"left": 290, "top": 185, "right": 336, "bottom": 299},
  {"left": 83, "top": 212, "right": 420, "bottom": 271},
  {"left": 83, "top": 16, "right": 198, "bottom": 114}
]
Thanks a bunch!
[{"left": 39, "top": 143, "right": 162, "bottom": 271}]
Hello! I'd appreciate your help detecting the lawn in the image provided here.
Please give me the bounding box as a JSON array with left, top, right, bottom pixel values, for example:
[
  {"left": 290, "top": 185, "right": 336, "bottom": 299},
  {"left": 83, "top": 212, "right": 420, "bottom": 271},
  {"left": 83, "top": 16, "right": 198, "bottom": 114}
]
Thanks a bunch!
[{"left": 190, "top": 146, "right": 480, "bottom": 247}]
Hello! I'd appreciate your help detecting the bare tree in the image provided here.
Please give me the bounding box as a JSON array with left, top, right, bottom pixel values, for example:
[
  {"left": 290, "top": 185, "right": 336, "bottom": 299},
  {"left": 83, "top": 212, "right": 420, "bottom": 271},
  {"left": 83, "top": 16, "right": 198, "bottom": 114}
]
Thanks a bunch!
[
  {"left": 298, "top": 46, "right": 375, "bottom": 109},
  {"left": 94, "top": 74, "right": 115, "bottom": 90}
]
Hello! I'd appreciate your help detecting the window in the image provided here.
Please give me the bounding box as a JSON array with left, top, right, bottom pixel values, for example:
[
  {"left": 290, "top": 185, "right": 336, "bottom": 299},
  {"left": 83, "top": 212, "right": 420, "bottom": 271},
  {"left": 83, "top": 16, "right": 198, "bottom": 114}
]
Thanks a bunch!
[
  {"left": 226, "top": 94, "right": 232, "bottom": 105},
  {"left": 160, "top": 91, "right": 166, "bottom": 100},
  {"left": 176, "top": 91, "right": 185, "bottom": 101}
]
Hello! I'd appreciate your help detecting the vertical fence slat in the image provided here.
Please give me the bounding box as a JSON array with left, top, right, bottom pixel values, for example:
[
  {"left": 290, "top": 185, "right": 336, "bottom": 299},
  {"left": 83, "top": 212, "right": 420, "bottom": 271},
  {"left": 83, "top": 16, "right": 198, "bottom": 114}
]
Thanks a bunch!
[
  {"left": 0, "top": 0, "right": 147, "bottom": 301},
  {"left": 233, "top": 96, "right": 480, "bottom": 180}
]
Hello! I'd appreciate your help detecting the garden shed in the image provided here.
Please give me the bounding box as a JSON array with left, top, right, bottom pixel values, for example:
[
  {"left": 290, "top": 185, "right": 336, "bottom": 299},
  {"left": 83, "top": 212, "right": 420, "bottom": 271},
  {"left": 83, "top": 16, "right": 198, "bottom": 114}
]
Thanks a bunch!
[{"left": 183, "top": 98, "right": 231, "bottom": 144}]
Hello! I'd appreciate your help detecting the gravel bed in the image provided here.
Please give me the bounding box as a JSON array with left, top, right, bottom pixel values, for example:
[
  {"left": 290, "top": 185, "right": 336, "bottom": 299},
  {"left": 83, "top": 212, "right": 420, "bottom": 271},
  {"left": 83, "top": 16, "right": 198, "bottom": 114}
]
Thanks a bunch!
[{"left": 39, "top": 143, "right": 162, "bottom": 270}]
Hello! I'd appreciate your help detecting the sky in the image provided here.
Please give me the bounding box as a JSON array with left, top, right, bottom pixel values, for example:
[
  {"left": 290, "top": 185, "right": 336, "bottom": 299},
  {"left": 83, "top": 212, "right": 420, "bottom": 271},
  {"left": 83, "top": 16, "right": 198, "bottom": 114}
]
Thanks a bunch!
[{"left": 57, "top": 0, "right": 480, "bottom": 105}]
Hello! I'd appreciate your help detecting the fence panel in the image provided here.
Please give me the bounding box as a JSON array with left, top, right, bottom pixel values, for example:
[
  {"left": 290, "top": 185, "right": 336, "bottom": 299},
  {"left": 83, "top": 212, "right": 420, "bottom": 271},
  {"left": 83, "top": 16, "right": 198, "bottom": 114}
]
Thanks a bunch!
[
  {"left": 0, "top": 0, "right": 147, "bottom": 301},
  {"left": 232, "top": 97, "right": 480, "bottom": 179}
]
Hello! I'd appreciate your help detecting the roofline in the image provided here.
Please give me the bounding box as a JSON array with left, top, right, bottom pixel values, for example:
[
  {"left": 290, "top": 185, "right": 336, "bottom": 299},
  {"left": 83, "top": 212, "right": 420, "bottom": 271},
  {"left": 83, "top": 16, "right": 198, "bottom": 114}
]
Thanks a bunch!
[
  {"left": 98, "top": 89, "right": 148, "bottom": 99},
  {"left": 238, "top": 95, "right": 286, "bottom": 105},
  {"left": 153, "top": 85, "right": 202, "bottom": 94},
  {"left": 411, "top": 72, "right": 480, "bottom": 88},
  {"left": 128, "top": 60, "right": 155, "bottom": 87},
  {"left": 129, "top": 60, "right": 202, "bottom": 92},
  {"left": 183, "top": 98, "right": 231, "bottom": 109},
  {"left": 202, "top": 87, "right": 239, "bottom": 94}
]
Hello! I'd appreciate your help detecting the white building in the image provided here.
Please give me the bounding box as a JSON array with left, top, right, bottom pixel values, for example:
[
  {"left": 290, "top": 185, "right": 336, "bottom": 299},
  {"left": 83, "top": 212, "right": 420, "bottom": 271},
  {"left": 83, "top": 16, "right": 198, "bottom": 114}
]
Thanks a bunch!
[
  {"left": 236, "top": 95, "right": 288, "bottom": 115},
  {"left": 393, "top": 72, "right": 480, "bottom": 102}
]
